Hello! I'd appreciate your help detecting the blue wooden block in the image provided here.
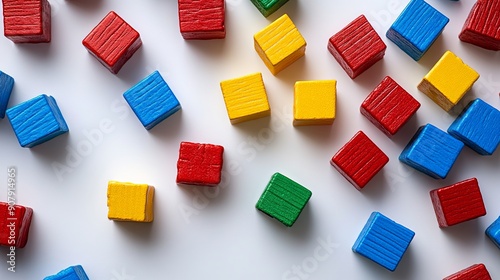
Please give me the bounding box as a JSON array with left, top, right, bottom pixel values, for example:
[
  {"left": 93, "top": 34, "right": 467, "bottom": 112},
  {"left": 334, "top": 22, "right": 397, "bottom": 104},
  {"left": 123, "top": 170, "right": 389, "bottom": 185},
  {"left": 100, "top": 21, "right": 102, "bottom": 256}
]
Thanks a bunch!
[
  {"left": 486, "top": 216, "right": 500, "bottom": 250},
  {"left": 0, "top": 70, "right": 14, "bottom": 119},
  {"left": 353, "top": 212, "right": 415, "bottom": 271},
  {"left": 123, "top": 70, "right": 181, "bottom": 130},
  {"left": 448, "top": 99, "right": 500, "bottom": 155},
  {"left": 387, "top": 0, "right": 449, "bottom": 61},
  {"left": 6, "top": 94, "right": 69, "bottom": 148},
  {"left": 399, "top": 124, "right": 464, "bottom": 179},
  {"left": 44, "top": 265, "right": 89, "bottom": 280}
]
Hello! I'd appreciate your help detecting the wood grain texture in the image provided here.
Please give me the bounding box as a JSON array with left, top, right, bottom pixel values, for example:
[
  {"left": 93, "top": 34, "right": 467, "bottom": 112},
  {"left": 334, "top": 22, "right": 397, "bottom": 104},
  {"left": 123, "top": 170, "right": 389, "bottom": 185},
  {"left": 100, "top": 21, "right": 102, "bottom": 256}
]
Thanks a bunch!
[
  {"left": 250, "top": 0, "right": 289, "bottom": 17},
  {"left": 107, "top": 181, "right": 155, "bottom": 222},
  {"left": 176, "top": 142, "right": 224, "bottom": 186},
  {"left": 293, "top": 80, "right": 336, "bottom": 126},
  {"left": 486, "top": 216, "right": 500, "bottom": 249},
  {"left": 328, "top": 15, "right": 386, "bottom": 79},
  {"left": 459, "top": 0, "right": 500, "bottom": 51},
  {"left": 43, "top": 265, "right": 90, "bottom": 280},
  {"left": 178, "top": 0, "right": 225, "bottom": 39},
  {"left": 443, "top": 264, "right": 492, "bottom": 280},
  {"left": 0, "top": 202, "right": 33, "bottom": 248},
  {"left": 0, "top": 71, "right": 14, "bottom": 118},
  {"left": 2, "top": 0, "right": 51, "bottom": 43},
  {"left": 361, "top": 76, "right": 420, "bottom": 136}
]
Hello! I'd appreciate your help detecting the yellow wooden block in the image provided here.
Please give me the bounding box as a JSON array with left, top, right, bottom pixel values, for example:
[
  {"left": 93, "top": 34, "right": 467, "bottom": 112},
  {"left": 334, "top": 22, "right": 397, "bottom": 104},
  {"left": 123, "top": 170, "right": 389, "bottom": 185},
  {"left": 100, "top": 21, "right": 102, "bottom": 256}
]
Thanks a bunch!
[
  {"left": 107, "top": 181, "right": 154, "bottom": 222},
  {"left": 294, "top": 80, "right": 336, "bottom": 126},
  {"left": 254, "top": 14, "right": 306, "bottom": 75},
  {"left": 220, "top": 72, "right": 271, "bottom": 124},
  {"left": 417, "top": 51, "right": 479, "bottom": 111}
]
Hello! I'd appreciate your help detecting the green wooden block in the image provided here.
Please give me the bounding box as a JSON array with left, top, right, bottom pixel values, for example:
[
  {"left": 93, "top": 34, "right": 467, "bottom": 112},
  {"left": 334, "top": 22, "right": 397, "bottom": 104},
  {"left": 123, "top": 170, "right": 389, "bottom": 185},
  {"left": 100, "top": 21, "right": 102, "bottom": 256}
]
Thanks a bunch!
[
  {"left": 250, "top": 0, "right": 290, "bottom": 17},
  {"left": 256, "top": 172, "right": 312, "bottom": 227}
]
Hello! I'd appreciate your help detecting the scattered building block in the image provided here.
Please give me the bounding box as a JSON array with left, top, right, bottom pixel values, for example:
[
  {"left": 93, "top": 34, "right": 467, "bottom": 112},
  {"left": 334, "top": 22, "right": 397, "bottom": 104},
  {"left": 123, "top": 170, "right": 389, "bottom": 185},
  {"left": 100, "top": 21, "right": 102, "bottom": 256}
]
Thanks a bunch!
[
  {"left": 417, "top": 51, "right": 479, "bottom": 112},
  {"left": 176, "top": 141, "right": 224, "bottom": 186},
  {"left": 250, "top": 0, "right": 289, "bottom": 17},
  {"left": 178, "top": 0, "right": 225, "bottom": 39},
  {"left": 254, "top": 14, "right": 306, "bottom": 75},
  {"left": 459, "top": 0, "right": 500, "bottom": 51},
  {"left": 107, "top": 181, "right": 154, "bottom": 222},
  {"left": 328, "top": 15, "right": 386, "bottom": 79},
  {"left": 2, "top": 0, "right": 51, "bottom": 43},
  {"left": 486, "top": 216, "right": 500, "bottom": 249},
  {"left": 430, "top": 178, "right": 486, "bottom": 227},
  {"left": 293, "top": 80, "right": 336, "bottom": 126},
  {"left": 448, "top": 98, "right": 500, "bottom": 155},
  {"left": 44, "top": 265, "right": 89, "bottom": 280},
  {"left": 0, "top": 70, "right": 14, "bottom": 119},
  {"left": 256, "top": 172, "right": 312, "bottom": 227},
  {"left": 386, "top": 0, "right": 449, "bottom": 61},
  {"left": 220, "top": 72, "right": 270, "bottom": 124},
  {"left": 123, "top": 71, "right": 181, "bottom": 130},
  {"left": 82, "top": 11, "right": 142, "bottom": 74},
  {"left": 330, "top": 131, "right": 389, "bottom": 190},
  {"left": 443, "top": 264, "right": 492, "bottom": 280},
  {"left": 0, "top": 202, "right": 33, "bottom": 248},
  {"left": 400, "top": 124, "right": 464, "bottom": 179},
  {"left": 6, "top": 94, "right": 68, "bottom": 148},
  {"left": 361, "top": 76, "right": 420, "bottom": 136},
  {"left": 352, "top": 212, "right": 415, "bottom": 271}
]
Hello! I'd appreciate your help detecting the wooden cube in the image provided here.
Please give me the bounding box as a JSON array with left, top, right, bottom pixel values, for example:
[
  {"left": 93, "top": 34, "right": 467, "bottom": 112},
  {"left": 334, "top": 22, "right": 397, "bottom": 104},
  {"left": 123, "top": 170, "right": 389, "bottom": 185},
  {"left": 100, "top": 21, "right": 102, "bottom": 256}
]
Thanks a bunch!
[
  {"left": 107, "top": 181, "right": 155, "bottom": 222},
  {"left": 459, "top": 0, "right": 500, "bottom": 51},
  {"left": 418, "top": 51, "right": 479, "bottom": 112},
  {"left": 330, "top": 131, "right": 389, "bottom": 190},
  {"left": 178, "top": 0, "right": 225, "bottom": 39},
  {"left": 254, "top": 14, "right": 306, "bottom": 75},
  {"left": 0, "top": 202, "right": 33, "bottom": 248},
  {"left": 43, "top": 265, "right": 89, "bottom": 280},
  {"left": 486, "top": 216, "right": 500, "bottom": 249},
  {"left": 123, "top": 71, "right": 181, "bottom": 130},
  {"left": 250, "top": 0, "right": 289, "bottom": 17},
  {"left": 176, "top": 142, "right": 224, "bottom": 186},
  {"left": 82, "top": 11, "right": 142, "bottom": 74},
  {"left": 293, "top": 80, "right": 336, "bottom": 126},
  {"left": 256, "top": 172, "right": 312, "bottom": 227},
  {"left": 448, "top": 98, "right": 500, "bottom": 155},
  {"left": 2, "top": 0, "right": 51, "bottom": 43},
  {"left": 400, "top": 124, "right": 464, "bottom": 179},
  {"left": 6, "top": 94, "right": 69, "bottom": 148},
  {"left": 443, "top": 264, "right": 491, "bottom": 280},
  {"left": 361, "top": 76, "right": 420, "bottom": 136},
  {"left": 220, "top": 72, "right": 270, "bottom": 124},
  {"left": 328, "top": 15, "right": 386, "bottom": 79},
  {"left": 0, "top": 70, "right": 14, "bottom": 119},
  {"left": 352, "top": 212, "right": 415, "bottom": 271}
]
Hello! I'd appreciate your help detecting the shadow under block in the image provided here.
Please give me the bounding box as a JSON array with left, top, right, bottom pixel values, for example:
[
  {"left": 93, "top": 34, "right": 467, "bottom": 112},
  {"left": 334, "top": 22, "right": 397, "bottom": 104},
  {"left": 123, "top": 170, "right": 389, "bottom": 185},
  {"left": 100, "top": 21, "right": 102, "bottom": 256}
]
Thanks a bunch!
[
  {"left": 459, "top": 0, "right": 500, "bottom": 51},
  {"left": 250, "top": 0, "right": 289, "bottom": 17},
  {"left": 178, "top": 0, "right": 225, "bottom": 39},
  {"left": 256, "top": 172, "right": 312, "bottom": 227},
  {"left": 352, "top": 212, "right": 415, "bottom": 272},
  {"left": 220, "top": 72, "right": 270, "bottom": 124},
  {"left": 448, "top": 99, "right": 500, "bottom": 155},
  {"left": 254, "top": 14, "right": 306, "bottom": 75},
  {"left": 418, "top": 51, "right": 479, "bottom": 112},
  {"left": 430, "top": 178, "right": 486, "bottom": 227},
  {"left": 6, "top": 94, "right": 69, "bottom": 148},
  {"left": 486, "top": 216, "right": 500, "bottom": 249},
  {"left": 400, "top": 124, "right": 464, "bottom": 179},
  {"left": 387, "top": 0, "right": 449, "bottom": 61},
  {"left": 82, "top": 11, "right": 142, "bottom": 74},
  {"left": 361, "top": 76, "right": 420, "bottom": 136},
  {"left": 107, "top": 181, "right": 155, "bottom": 222},
  {"left": 43, "top": 265, "right": 90, "bottom": 280},
  {"left": 0, "top": 70, "right": 14, "bottom": 118},
  {"left": 0, "top": 202, "right": 33, "bottom": 248},
  {"left": 443, "top": 264, "right": 492, "bottom": 280},
  {"left": 328, "top": 15, "right": 386, "bottom": 79},
  {"left": 293, "top": 80, "right": 336, "bottom": 126},
  {"left": 2, "top": 0, "right": 51, "bottom": 43},
  {"left": 176, "top": 141, "right": 224, "bottom": 186},
  {"left": 123, "top": 71, "right": 181, "bottom": 130}
]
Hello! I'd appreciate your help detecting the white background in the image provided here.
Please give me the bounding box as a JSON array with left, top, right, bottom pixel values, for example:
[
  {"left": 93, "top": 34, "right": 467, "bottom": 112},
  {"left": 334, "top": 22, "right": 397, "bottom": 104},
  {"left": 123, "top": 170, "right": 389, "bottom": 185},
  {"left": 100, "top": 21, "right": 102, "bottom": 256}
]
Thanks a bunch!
[{"left": 0, "top": 0, "right": 499, "bottom": 279}]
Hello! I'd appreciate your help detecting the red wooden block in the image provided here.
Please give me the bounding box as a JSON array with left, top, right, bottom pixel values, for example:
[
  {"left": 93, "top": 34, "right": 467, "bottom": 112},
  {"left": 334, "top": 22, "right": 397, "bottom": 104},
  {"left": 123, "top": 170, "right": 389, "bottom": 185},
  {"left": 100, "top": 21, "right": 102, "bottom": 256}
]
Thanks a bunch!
[
  {"left": 361, "top": 76, "right": 420, "bottom": 136},
  {"left": 176, "top": 141, "right": 224, "bottom": 186},
  {"left": 0, "top": 202, "right": 33, "bottom": 248},
  {"left": 443, "top": 264, "right": 491, "bottom": 280},
  {"left": 459, "top": 0, "right": 500, "bottom": 51},
  {"left": 82, "top": 11, "right": 142, "bottom": 74},
  {"left": 331, "top": 131, "right": 389, "bottom": 190},
  {"left": 328, "top": 15, "right": 386, "bottom": 79},
  {"left": 2, "top": 0, "right": 51, "bottom": 43},
  {"left": 430, "top": 178, "right": 486, "bottom": 227},
  {"left": 178, "top": 0, "right": 225, "bottom": 40}
]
